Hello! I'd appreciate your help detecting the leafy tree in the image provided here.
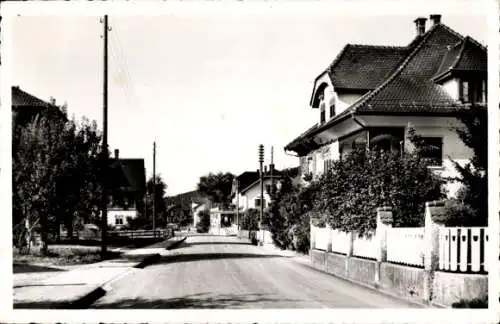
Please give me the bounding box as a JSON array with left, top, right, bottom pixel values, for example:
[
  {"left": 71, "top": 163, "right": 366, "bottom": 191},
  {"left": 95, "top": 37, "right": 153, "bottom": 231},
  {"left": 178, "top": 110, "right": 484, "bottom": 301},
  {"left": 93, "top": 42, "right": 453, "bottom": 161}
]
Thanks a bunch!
[
  {"left": 240, "top": 208, "right": 259, "bottom": 231},
  {"left": 197, "top": 172, "right": 235, "bottom": 208},
  {"left": 13, "top": 113, "right": 66, "bottom": 254},
  {"left": 196, "top": 209, "right": 211, "bottom": 233},
  {"left": 13, "top": 108, "right": 103, "bottom": 254},
  {"left": 267, "top": 168, "right": 315, "bottom": 251},
  {"left": 448, "top": 105, "right": 487, "bottom": 225},
  {"left": 144, "top": 174, "right": 168, "bottom": 228}
]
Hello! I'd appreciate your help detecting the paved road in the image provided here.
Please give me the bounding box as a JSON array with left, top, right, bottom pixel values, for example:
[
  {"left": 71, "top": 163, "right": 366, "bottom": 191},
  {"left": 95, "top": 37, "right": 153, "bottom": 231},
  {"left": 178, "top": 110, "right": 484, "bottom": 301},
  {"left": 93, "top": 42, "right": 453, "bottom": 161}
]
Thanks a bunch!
[{"left": 91, "top": 234, "right": 421, "bottom": 309}]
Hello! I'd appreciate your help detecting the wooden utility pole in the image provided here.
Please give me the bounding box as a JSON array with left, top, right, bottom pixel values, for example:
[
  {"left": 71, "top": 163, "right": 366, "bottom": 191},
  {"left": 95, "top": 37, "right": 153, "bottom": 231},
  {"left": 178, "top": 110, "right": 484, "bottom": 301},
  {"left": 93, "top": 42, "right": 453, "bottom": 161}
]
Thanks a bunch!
[
  {"left": 153, "top": 141, "right": 156, "bottom": 232},
  {"left": 235, "top": 179, "right": 239, "bottom": 230},
  {"left": 258, "top": 144, "right": 264, "bottom": 229},
  {"left": 100, "top": 15, "right": 109, "bottom": 257},
  {"left": 270, "top": 146, "right": 274, "bottom": 195}
]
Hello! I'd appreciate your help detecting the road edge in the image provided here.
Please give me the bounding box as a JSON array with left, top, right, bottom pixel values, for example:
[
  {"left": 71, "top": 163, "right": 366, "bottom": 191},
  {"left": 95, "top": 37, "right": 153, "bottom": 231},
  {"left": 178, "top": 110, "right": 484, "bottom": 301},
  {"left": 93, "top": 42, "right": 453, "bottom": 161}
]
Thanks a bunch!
[
  {"left": 249, "top": 237, "right": 441, "bottom": 309},
  {"left": 165, "top": 235, "right": 187, "bottom": 250}
]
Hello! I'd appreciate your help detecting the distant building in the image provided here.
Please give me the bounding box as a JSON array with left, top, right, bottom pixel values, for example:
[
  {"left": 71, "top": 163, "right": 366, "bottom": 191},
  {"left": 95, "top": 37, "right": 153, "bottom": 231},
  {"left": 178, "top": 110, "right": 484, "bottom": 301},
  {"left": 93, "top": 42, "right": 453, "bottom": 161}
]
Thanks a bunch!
[
  {"left": 107, "top": 149, "right": 146, "bottom": 229},
  {"left": 232, "top": 165, "right": 283, "bottom": 213}
]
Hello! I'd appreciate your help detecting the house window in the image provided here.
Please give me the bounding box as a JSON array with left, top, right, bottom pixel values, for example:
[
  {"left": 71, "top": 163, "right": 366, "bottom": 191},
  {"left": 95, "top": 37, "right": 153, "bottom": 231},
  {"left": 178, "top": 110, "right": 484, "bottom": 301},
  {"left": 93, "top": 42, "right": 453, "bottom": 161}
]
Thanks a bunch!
[
  {"left": 324, "top": 159, "right": 333, "bottom": 173},
  {"left": 254, "top": 198, "right": 266, "bottom": 208},
  {"left": 460, "top": 81, "right": 469, "bottom": 103},
  {"left": 329, "top": 104, "right": 336, "bottom": 118},
  {"left": 419, "top": 137, "right": 443, "bottom": 166},
  {"left": 479, "top": 79, "right": 487, "bottom": 103},
  {"left": 115, "top": 216, "right": 124, "bottom": 225},
  {"left": 320, "top": 103, "right": 326, "bottom": 124},
  {"left": 460, "top": 79, "right": 487, "bottom": 104}
]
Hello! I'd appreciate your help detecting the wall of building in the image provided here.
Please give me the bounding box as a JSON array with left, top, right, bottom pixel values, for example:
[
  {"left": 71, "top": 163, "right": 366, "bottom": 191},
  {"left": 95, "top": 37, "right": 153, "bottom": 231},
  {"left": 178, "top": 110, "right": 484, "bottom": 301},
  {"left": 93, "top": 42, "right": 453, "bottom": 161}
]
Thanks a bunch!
[
  {"left": 441, "top": 78, "right": 460, "bottom": 100},
  {"left": 242, "top": 179, "right": 273, "bottom": 210},
  {"left": 107, "top": 209, "right": 138, "bottom": 228},
  {"left": 301, "top": 115, "right": 472, "bottom": 197}
]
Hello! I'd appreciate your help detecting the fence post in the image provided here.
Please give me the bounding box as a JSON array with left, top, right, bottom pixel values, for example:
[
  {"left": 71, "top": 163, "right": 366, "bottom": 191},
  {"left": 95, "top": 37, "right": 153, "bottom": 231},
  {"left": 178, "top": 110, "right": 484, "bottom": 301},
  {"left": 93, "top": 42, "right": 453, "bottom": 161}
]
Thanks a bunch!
[
  {"left": 310, "top": 218, "right": 315, "bottom": 262},
  {"left": 374, "top": 206, "right": 392, "bottom": 286},
  {"left": 345, "top": 231, "right": 354, "bottom": 277},
  {"left": 423, "top": 200, "right": 444, "bottom": 304},
  {"left": 326, "top": 224, "right": 333, "bottom": 253}
]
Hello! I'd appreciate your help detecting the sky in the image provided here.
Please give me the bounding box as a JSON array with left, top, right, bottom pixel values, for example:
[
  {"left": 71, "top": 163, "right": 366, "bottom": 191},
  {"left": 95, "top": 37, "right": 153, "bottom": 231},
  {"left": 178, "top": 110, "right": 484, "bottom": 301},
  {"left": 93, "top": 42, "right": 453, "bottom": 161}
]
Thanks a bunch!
[{"left": 9, "top": 3, "right": 488, "bottom": 196}]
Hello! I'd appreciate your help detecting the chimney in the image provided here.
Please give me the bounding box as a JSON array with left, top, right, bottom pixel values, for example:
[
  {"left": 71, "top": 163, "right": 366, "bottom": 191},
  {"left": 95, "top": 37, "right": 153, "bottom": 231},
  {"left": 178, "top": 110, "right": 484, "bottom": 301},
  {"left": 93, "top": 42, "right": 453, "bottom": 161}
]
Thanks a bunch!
[
  {"left": 430, "top": 14, "right": 441, "bottom": 26},
  {"left": 114, "top": 149, "right": 119, "bottom": 159},
  {"left": 414, "top": 17, "right": 427, "bottom": 36}
]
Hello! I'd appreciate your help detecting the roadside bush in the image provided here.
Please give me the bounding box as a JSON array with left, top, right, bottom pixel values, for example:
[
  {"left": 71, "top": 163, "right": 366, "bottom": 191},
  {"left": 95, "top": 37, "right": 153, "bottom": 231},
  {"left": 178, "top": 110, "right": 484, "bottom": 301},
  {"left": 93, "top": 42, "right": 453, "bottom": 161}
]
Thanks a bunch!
[
  {"left": 268, "top": 170, "right": 318, "bottom": 251},
  {"left": 440, "top": 199, "right": 481, "bottom": 226},
  {"left": 314, "top": 148, "right": 445, "bottom": 236},
  {"left": 196, "top": 209, "right": 210, "bottom": 233},
  {"left": 240, "top": 208, "right": 259, "bottom": 231}
]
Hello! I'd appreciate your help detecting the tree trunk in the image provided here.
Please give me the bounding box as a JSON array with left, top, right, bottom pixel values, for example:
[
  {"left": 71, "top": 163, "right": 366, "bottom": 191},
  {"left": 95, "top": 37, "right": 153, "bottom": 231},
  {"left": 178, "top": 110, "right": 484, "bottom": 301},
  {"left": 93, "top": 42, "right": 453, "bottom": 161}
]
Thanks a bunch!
[
  {"left": 39, "top": 213, "right": 49, "bottom": 256},
  {"left": 24, "top": 216, "right": 32, "bottom": 255},
  {"left": 67, "top": 220, "right": 74, "bottom": 241},
  {"left": 56, "top": 219, "right": 61, "bottom": 243}
]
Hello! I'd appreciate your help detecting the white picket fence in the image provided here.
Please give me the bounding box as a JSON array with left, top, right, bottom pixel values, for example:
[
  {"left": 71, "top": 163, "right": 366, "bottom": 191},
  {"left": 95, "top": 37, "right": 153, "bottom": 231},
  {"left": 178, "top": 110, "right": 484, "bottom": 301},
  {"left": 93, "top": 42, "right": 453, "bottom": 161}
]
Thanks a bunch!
[
  {"left": 352, "top": 231, "right": 377, "bottom": 260},
  {"left": 387, "top": 227, "right": 425, "bottom": 267},
  {"left": 311, "top": 224, "right": 489, "bottom": 273},
  {"left": 438, "top": 227, "right": 488, "bottom": 273},
  {"left": 331, "top": 229, "right": 350, "bottom": 254},
  {"left": 314, "top": 227, "right": 329, "bottom": 251}
]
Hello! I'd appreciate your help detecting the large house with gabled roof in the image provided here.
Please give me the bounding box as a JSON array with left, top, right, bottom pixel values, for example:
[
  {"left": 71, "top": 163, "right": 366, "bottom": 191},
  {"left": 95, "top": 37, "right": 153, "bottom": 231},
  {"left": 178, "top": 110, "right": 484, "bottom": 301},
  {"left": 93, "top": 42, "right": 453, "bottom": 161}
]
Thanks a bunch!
[{"left": 284, "top": 15, "right": 486, "bottom": 197}]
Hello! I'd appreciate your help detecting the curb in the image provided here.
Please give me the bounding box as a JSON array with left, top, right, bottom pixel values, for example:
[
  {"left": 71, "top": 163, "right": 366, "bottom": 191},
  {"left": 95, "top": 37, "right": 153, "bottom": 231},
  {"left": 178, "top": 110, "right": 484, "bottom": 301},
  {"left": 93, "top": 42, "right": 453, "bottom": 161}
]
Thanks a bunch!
[
  {"left": 165, "top": 236, "right": 187, "bottom": 250},
  {"left": 134, "top": 253, "right": 161, "bottom": 269},
  {"left": 14, "top": 252, "right": 163, "bottom": 309}
]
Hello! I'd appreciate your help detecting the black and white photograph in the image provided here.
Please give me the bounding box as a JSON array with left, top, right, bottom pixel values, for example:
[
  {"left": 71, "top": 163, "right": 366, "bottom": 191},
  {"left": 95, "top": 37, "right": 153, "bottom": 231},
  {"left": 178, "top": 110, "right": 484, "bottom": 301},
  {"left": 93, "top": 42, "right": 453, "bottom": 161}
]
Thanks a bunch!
[{"left": 0, "top": 0, "right": 498, "bottom": 322}]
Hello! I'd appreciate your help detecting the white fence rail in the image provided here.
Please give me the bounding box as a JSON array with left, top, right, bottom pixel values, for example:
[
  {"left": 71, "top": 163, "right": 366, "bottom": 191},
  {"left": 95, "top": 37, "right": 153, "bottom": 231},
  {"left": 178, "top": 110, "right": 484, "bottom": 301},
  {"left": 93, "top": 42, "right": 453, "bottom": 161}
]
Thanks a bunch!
[
  {"left": 387, "top": 227, "right": 425, "bottom": 267},
  {"left": 438, "top": 227, "right": 488, "bottom": 273},
  {"left": 331, "top": 229, "right": 350, "bottom": 254},
  {"left": 352, "top": 231, "right": 377, "bottom": 260},
  {"left": 311, "top": 223, "right": 489, "bottom": 273}
]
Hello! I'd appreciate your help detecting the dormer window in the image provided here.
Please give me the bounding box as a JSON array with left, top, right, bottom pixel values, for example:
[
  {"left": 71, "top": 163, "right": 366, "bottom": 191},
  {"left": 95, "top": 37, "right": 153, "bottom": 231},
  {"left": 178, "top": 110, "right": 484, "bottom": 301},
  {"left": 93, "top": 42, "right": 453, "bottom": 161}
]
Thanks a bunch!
[
  {"left": 320, "top": 102, "right": 326, "bottom": 124},
  {"left": 459, "top": 78, "right": 487, "bottom": 104},
  {"left": 329, "top": 103, "right": 336, "bottom": 118}
]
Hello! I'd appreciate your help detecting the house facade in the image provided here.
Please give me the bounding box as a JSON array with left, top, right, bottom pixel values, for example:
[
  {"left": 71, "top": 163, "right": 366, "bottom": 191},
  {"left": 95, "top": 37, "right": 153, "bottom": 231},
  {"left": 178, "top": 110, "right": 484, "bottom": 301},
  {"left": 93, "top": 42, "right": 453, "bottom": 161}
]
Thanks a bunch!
[
  {"left": 284, "top": 15, "right": 486, "bottom": 197},
  {"left": 106, "top": 149, "right": 146, "bottom": 229},
  {"left": 232, "top": 166, "right": 283, "bottom": 212}
]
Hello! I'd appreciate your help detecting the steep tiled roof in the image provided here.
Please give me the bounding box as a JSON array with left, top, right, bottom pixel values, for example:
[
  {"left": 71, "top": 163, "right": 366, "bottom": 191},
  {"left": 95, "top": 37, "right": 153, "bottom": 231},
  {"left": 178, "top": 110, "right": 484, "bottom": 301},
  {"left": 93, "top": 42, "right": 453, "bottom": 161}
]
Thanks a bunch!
[
  {"left": 350, "top": 24, "right": 472, "bottom": 114},
  {"left": 287, "top": 22, "right": 486, "bottom": 154},
  {"left": 109, "top": 158, "right": 146, "bottom": 194},
  {"left": 12, "top": 86, "right": 53, "bottom": 108},
  {"left": 327, "top": 44, "right": 407, "bottom": 90}
]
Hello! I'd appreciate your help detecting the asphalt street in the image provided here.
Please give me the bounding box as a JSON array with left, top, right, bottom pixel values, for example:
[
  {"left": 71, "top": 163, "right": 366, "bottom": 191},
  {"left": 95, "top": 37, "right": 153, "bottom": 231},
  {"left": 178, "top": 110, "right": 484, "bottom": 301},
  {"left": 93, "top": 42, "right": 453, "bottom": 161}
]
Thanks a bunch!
[{"left": 91, "top": 234, "right": 422, "bottom": 308}]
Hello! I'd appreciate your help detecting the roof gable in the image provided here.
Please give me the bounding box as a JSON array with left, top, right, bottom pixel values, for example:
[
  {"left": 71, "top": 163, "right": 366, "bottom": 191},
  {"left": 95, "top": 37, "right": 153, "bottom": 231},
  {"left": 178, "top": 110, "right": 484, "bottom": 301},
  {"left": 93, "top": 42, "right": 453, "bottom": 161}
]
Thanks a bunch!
[
  {"left": 110, "top": 158, "right": 146, "bottom": 193},
  {"left": 350, "top": 23, "right": 468, "bottom": 114}
]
